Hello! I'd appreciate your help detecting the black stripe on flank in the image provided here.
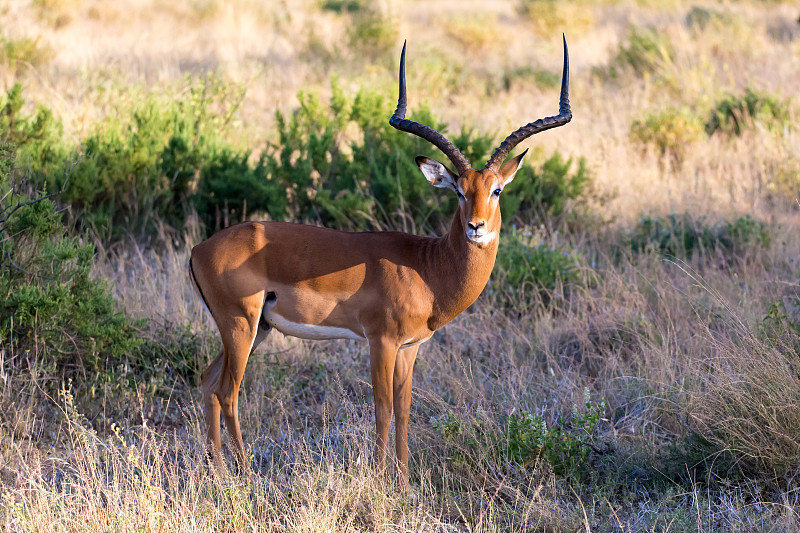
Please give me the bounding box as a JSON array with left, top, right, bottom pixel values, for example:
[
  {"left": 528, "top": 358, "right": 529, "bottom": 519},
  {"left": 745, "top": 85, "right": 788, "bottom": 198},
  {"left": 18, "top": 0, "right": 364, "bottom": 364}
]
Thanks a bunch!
[{"left": 189, "top": 256, "right": 213, "bottom": 319}]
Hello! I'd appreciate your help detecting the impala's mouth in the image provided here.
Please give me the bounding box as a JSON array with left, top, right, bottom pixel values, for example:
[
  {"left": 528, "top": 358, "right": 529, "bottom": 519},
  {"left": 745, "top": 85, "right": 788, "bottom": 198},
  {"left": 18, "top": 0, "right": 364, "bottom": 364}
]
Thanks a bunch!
[{"left": 466, "top": 229, "right": 497, "bottom": 246}]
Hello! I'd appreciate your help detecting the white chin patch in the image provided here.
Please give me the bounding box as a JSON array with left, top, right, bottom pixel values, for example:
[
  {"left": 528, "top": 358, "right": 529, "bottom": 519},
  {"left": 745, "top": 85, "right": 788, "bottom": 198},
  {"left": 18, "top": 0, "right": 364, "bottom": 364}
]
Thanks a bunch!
[{"left": 466, "top": 231, "right": 497, "bottom": 246}]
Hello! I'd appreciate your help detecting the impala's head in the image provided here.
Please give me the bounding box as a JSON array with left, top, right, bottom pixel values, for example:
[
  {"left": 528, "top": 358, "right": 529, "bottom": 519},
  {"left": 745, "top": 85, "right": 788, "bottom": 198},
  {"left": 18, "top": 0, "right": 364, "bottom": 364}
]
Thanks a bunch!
[
  {"left": 414, "top": 153, "right": 526, "bottom": 246},
  {"left": 389, "top": 36, "right": 572, "bottom": 248}
]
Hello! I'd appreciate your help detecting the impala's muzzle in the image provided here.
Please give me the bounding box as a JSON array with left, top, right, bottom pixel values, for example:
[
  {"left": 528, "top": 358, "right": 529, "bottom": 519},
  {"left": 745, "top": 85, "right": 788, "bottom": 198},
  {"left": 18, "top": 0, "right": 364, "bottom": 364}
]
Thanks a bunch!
[{"left": 465, "top": 220, "right": 495, "bottom": 245}]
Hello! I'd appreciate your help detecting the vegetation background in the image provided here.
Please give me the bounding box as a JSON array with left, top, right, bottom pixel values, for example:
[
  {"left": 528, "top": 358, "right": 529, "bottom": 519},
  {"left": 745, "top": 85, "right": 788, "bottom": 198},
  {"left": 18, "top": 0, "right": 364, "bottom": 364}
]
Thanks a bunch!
[{"left": 1, "top": 0, "right": 800, "bottom": 530}]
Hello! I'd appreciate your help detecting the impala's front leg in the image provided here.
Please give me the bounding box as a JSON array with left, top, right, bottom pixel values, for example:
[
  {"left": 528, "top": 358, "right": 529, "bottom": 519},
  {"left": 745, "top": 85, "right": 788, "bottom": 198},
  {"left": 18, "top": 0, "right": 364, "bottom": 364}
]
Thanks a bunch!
[
  {"left": 368, "top": 337, "right": 398, "bottom": 471},
  {"left": 393, "top": 344, "right": 419, "bottom": 487}
]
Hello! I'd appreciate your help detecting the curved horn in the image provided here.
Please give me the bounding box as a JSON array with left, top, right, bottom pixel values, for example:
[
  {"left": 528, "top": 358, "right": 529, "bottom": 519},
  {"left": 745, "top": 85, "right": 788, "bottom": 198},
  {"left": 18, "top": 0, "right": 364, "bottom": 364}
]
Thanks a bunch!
[
  {"left": 389, "top": 41, "right": 472, "bottom": 175},
  {"left": 484, "top": 34, "right": 572, "bottom": 173}
]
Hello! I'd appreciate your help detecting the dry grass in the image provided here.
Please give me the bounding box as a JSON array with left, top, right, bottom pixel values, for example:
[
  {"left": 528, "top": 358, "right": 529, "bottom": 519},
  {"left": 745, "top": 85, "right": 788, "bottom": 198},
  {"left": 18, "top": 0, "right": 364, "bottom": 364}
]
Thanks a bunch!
[
  {"left": 5, "top": 221, "right": 800, "bottom": 530},
  {"left": 3, "top": 0, "right": 800, "bottom": 530},
  {"left": 3, "top": 0, "right": 797, "bottom": 223}
]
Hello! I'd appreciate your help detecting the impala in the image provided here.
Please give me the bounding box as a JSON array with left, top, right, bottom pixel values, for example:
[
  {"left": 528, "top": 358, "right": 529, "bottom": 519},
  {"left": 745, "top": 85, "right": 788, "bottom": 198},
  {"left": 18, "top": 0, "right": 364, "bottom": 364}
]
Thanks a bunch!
[{"left": 189, "top": 36, "right": 572, "bottom": 483}]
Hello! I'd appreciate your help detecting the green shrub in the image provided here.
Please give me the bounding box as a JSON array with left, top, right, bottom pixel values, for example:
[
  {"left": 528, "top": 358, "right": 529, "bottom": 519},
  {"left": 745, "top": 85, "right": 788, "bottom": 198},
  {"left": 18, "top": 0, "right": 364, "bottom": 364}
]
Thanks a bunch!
[
  {"left": 502, "top": 65, "right": 561, "bottom": 92},
  {"left": 625, "top": 213, "right": 770, "bottom": 260},
  {"left": 253, "top": 81, "right": 498, "bottom": 233},
  {"left": 506, "top": 392, "right": 606, "bottom": 479},
  {"left": 609, "top": 28, "right": 673, "bottom": 79},
  {"left": 0, "top": 158, "right": 143, "bottom": 393},
  {"left": 0, "top": 84, "right": 65, "bottom": 173},
  {"left": 630, "top": 107, "right": 702, "bottom": 163},
  {"left": 705, "top": 88, "right": 791, "bottom": 136},
  {"left": 493, "top": 228, "right": 590, "bottom": 307},
  {"left": 260, "top": 83, "right": 374, "bottom": 229},
  {"left": 346, "top": 5, "right": 397, "bottom": 61},
  {"left": 433, "top": 389, "right": 607, "bottom": 482},
  {"left": 5, "top": 80, "right": 592, "bottom": 242},
  {"left": 501, "top": 149, "right": 591, "bottom": 222},
  {"left": 194, "top": 149, "right": 287, "bottom": 231},
  {"left": 685, "top": 6, "right": 730, "bottom": 31},
  {"left": 1, "top": 89, "right": 214, "bottom": 390},
  {"left": 0, "top": 36, "right": 52, "bottom": 76},
  {"left": 0, "top": 142, "right": 209, "bottom": 402},
  {"left": 319, "top": 0, "right": 364, "bottom": 13},
  {"left": 7, "top": 77, "right": 246, "bottom": 243},
  {"left": 516, "top": 0, "right": 595, "bottom": 35}
]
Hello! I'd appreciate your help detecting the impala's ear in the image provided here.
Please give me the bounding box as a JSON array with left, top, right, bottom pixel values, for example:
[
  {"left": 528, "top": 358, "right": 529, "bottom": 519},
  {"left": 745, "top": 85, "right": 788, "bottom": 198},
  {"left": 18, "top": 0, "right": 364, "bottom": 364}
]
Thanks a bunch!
[
  {"left": 415, "top": 156, "right": 459, "bottom": 191},
  {"left": 498, "top": 149, "right": 528, "bottom": 186}
]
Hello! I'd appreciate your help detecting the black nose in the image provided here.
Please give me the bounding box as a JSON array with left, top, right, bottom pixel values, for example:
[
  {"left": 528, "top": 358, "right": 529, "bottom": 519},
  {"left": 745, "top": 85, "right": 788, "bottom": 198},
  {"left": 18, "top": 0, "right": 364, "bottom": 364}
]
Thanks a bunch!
[{"left": 468, "top": 221, "right": 485, "bottom": 231}]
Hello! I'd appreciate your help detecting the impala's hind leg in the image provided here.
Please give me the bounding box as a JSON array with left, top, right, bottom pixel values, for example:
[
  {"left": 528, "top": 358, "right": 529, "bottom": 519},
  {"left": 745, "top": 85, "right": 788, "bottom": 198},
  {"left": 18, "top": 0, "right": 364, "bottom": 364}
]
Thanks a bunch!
[
  {"left": 203, "top": 293, "right": 267, "bottom": 469},
  {"left": 201, "top": 350, "right": 225, "bottom": 468},
  {"left": 223, "top": 320, "right": 272, "bottom": 467}
]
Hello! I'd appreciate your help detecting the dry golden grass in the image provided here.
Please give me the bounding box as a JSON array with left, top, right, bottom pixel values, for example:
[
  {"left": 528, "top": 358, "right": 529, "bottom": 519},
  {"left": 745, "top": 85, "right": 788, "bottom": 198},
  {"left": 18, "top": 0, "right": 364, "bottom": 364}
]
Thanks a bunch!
[
  {"left": 3, "top": 0, "right": 800, "bottom": 530},
  {"left": 2, "top": 0, "right": 798, "bottom": 223},
  {"left": 6, "top": 221, "right": 800, "bottom": 530}
]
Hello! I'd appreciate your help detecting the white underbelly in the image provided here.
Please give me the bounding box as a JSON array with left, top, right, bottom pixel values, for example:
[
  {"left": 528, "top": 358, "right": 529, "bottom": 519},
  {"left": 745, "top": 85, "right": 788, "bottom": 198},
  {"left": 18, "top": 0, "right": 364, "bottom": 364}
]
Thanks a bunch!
[
  {"left": 265, "top": 312, "right": 365, "bottom": 341},
  {"left": 400, "top": 334, "right": 433, "bottom": 348}
]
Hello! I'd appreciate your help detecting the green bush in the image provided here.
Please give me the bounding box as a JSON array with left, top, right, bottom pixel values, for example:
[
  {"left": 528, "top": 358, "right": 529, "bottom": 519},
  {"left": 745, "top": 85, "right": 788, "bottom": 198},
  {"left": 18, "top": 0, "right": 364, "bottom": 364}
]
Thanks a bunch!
[
  {"left": 501, "top": 149, "right": 591, "bottom": 222},
  {"left": 705, "top": 88, "right": 791, "bottom": 136},
  {"left": 685, "top": 5, "right": 730, "bottom": 31},
  {"left": 625, "top": 213, "right": 770, "bottom": 260},
  {"left": 494, "top": 228, "right": 588, "bottom": 304},
  {"left": 53, "top": 79, "right": 245, "bottom": 242},
  {"left": 319, "top": 0, "right": 361, "bottom": 13},
  {"left": 194, "top": 149, "right": 287, "bottom": 231},
  {"left": 433, "top": 389, "right": 607, "bottom": 482},
  {"left": 506, "top": 392, "right": 606, "bottom": 479},
  {"left": 250, "top": 82, "right": 587, "bottom": 234},
  {"left": 630, "top": 107, "right": 702, "bottom": 163},
  {"left": 609, "top": 28, "right": 673, "bottom": 79},
  {"left": 0, "top": 131, "right": 204, "bottom": 398},
  {"left": 5, "top": 80, "right": 592, "bottom": 242},
  {"left": 0, "top": 36, "right": 52, "bottom": 76},
  {"left": 0, "top": 79, "right": 246, "bottom": 243},
  {"left": 346, "top": 4, "right": 397, "bottom": 61},
  {"left": 515, "top": 0, "right": 595, "bottom": 35},
  {"left": 0, "top": 155, "right": 143, "bottom": 392},
  {"left": 0, "top": 84, "right": 65, "bottom": 175}
]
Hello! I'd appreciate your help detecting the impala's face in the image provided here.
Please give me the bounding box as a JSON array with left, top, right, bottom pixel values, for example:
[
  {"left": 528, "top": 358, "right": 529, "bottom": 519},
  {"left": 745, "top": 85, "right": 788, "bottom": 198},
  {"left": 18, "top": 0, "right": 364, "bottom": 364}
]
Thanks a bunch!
[
  {"left": 455, "top": 169, "right": 504, "bottom": 246},
  {"left": 416, "top": 151, "right": 526, "bottom": 248}
]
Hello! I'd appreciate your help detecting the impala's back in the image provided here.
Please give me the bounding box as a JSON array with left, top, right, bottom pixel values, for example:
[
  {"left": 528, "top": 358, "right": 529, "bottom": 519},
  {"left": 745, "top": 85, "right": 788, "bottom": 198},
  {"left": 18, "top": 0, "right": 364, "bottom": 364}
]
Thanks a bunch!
[{"left": 190, "top": 220, "right": 438, "bottom": 345}]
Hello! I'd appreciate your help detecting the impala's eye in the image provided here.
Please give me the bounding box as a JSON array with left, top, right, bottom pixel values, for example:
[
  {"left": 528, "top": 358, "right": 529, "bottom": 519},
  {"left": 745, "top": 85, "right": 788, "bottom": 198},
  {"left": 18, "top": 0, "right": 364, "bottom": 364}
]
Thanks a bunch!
[{"left": 492, "top": 188, "right": 502, "bottom": 197}]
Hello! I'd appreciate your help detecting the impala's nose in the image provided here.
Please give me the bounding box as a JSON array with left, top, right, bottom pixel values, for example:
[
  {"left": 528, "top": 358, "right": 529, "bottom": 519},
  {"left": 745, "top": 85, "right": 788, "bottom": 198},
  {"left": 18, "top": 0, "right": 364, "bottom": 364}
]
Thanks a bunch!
[{"left": 467, "top": 221, "right": 485, "bottom": 232}]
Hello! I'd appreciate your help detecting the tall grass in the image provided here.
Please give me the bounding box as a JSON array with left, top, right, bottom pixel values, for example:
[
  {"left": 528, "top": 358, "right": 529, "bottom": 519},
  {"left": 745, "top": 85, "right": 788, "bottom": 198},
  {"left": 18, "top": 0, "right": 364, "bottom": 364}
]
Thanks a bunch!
[
  {"left": 5, "top": 219, "right": 800, "bottom": 530},
  {"left": 2, "top": 0, "right": 800, "bottom": 530}
]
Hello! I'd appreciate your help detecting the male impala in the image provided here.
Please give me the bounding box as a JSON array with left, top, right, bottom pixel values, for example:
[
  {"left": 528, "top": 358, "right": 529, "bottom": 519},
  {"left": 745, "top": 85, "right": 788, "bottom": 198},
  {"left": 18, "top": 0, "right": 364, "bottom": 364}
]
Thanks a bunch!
[{"left": 190, "top": 36, "right": 572, "bottom": 483}]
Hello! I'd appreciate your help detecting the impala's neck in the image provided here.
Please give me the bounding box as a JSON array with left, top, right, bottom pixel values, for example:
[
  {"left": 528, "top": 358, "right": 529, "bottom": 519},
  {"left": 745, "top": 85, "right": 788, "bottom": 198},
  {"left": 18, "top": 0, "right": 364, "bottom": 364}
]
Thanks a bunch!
[{"left": 427, "top": 213, "right": 499, "bottom": 330}]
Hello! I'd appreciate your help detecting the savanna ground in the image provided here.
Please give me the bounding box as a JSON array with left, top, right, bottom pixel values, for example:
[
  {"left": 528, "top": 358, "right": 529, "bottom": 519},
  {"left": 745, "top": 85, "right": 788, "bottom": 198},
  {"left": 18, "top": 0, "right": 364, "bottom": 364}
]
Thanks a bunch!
[{"left": 2, "top": 0, "right": 800, "bottom": 531}]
